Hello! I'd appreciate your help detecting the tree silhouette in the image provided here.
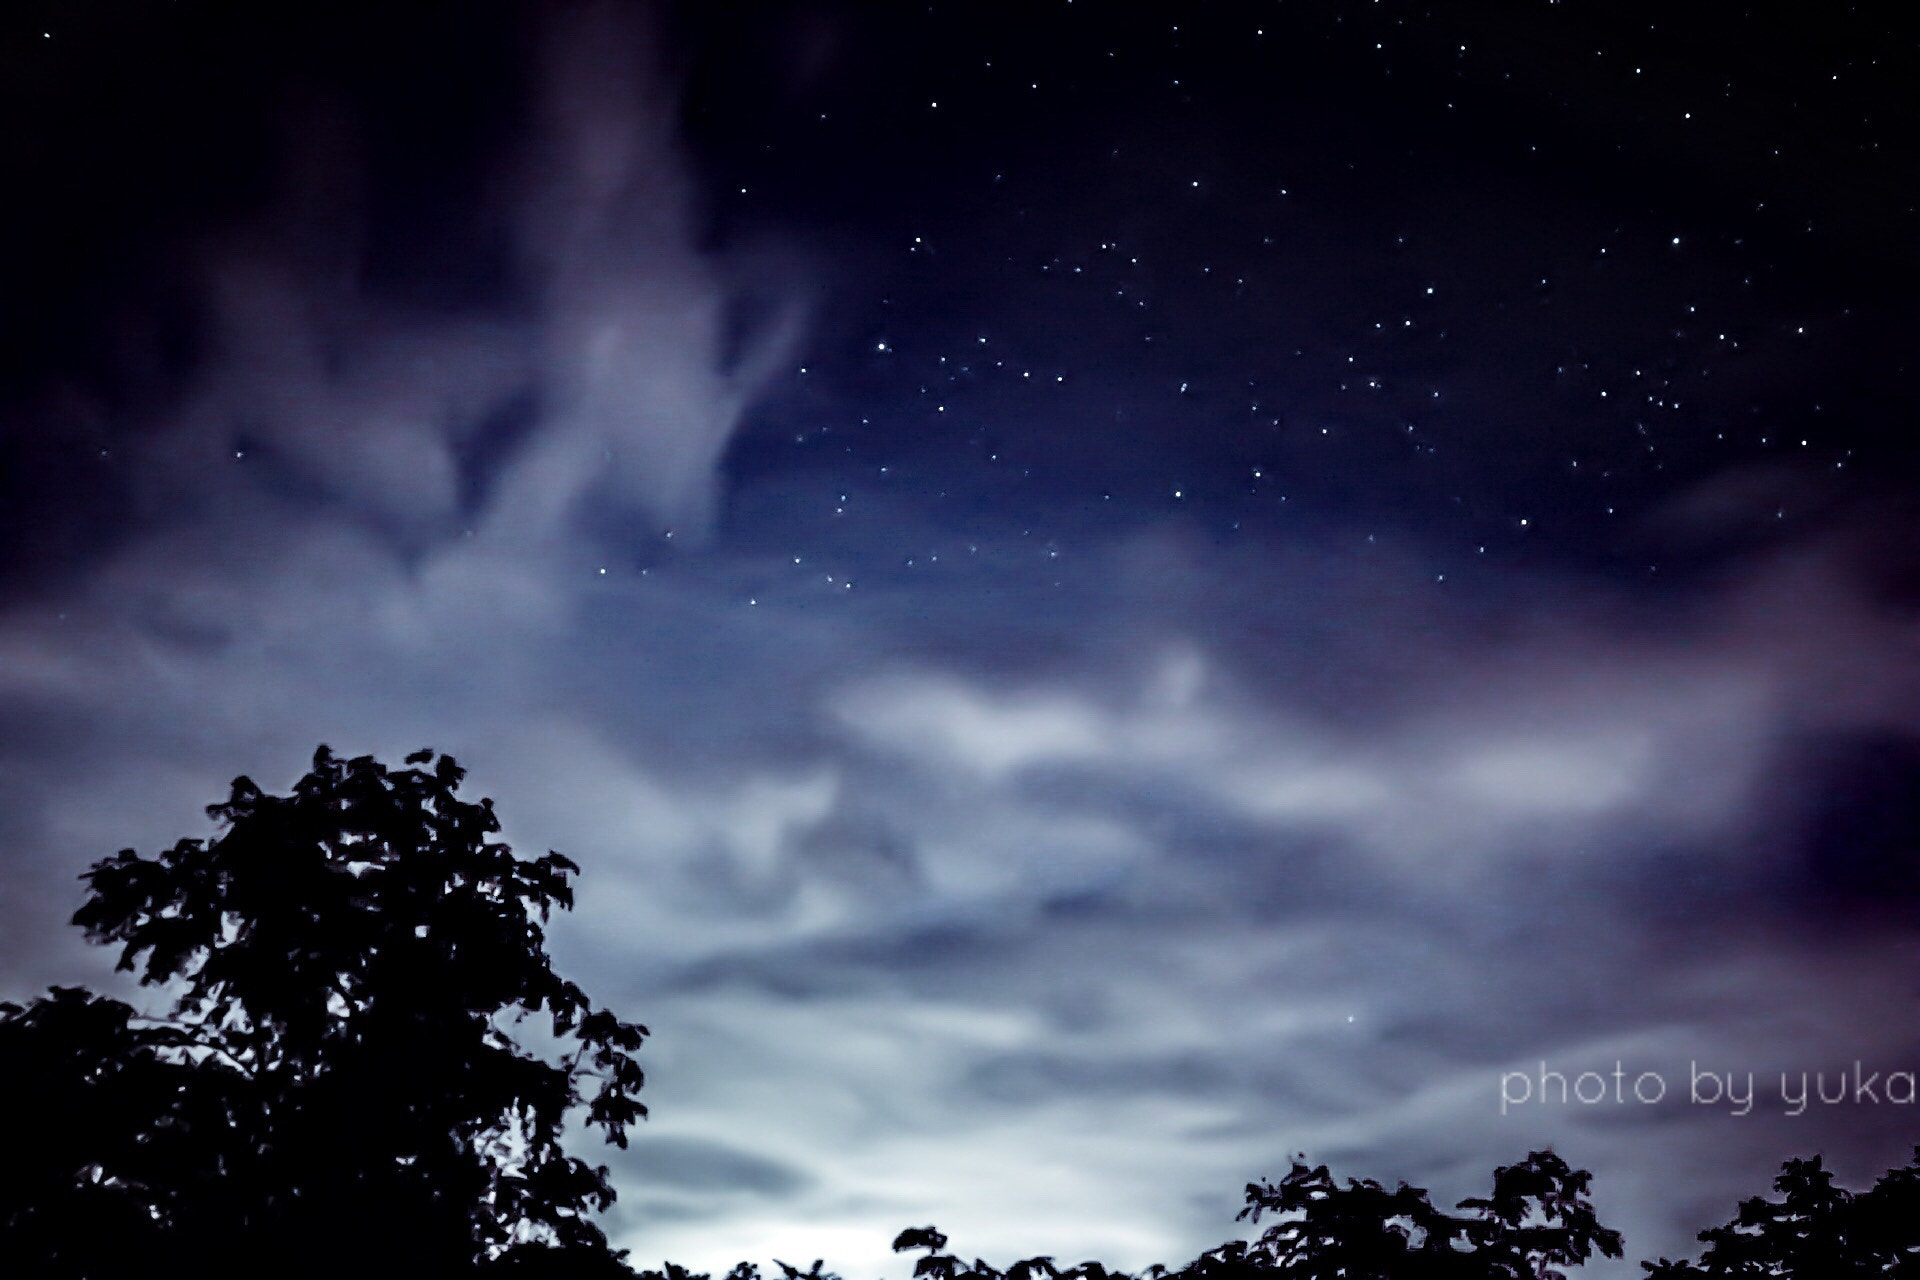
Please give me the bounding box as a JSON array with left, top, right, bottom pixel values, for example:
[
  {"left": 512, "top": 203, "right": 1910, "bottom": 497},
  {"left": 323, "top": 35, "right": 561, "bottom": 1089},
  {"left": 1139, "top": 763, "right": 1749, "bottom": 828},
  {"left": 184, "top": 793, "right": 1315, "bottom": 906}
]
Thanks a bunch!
[
  {"left": 1, "top": 746, "right": 648, "bottom": 1278},
  {"left": 1642, "top": 1150, "right": 1920, "bottom": 1280},
  {"left": 1225, "top": 1149, "right": 1621, "bottom": 1280},
  {"left": 891, "top": 1150, "right": 1622, "bottom": 1280}
]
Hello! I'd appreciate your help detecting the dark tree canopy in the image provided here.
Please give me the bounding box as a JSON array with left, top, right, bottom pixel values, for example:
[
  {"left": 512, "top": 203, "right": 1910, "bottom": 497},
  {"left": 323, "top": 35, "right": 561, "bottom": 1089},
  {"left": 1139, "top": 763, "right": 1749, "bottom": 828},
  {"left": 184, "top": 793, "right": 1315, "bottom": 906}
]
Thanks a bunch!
[
  {"left": 2, "top": 745, "right": 648, "bottom": 1278},
  {"left": 1223, "top": 1149, "right": 1622, "bottom": 1280},
  {"left": 1642, "top": 1150, "right": 1920, "bottom": 1280},
  {"left": 891, "top": 1150, "right": 1622, "bottom": 1280}
]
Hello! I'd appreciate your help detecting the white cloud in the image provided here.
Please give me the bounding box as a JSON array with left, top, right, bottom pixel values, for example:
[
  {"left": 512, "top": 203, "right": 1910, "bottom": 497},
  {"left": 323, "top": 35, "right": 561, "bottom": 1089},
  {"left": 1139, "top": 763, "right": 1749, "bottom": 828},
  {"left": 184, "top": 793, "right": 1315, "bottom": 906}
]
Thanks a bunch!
[{"left": 830, "top": 615, "right": 1793, "bottom": 876}]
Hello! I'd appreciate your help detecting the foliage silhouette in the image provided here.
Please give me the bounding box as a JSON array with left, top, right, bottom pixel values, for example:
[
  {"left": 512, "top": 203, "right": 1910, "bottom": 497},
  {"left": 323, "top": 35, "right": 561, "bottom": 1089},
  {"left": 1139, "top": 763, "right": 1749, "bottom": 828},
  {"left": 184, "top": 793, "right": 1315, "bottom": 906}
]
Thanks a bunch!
[
  {"left": 892, "top": 1150, "right": 1621, "bottom": 1280},
  {"left": 1641, "top": 1149, "right": 1920, "bottom": 1280},
  {"left": 1, "top": 745, "right": 648, "bottom": 1278}
]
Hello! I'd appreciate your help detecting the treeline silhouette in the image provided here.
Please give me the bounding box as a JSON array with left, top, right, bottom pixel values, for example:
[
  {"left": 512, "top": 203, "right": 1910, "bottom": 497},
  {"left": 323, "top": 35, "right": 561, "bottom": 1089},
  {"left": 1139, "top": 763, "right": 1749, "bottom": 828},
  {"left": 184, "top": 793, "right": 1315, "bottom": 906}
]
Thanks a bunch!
[{"left": 0, "top": 747, "right": 1911, "bottom": 1279}]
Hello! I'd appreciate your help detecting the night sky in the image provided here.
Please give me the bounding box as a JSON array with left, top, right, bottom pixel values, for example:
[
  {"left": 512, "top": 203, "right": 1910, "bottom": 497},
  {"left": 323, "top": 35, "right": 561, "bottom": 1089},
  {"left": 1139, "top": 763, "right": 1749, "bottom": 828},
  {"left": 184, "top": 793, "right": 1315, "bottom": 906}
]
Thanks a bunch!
[{"left": 4, "top": 0, "right": 1919, "bottom": 1273}]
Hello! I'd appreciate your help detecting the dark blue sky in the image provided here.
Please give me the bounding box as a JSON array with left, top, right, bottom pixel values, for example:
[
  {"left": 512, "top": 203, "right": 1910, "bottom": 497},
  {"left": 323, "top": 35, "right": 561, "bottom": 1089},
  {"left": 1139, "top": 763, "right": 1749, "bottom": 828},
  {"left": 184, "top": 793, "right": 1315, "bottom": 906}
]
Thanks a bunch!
[{"left": 3, "top": 1, "right": 1918, "bottom": 1274}]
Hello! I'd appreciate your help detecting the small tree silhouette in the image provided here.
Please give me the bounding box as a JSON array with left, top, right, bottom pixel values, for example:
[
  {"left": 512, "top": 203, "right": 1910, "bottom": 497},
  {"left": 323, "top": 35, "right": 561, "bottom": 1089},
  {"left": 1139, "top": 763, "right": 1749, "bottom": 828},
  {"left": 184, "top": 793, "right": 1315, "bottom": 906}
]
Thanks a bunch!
[
  {"left": 1222, "top": 1149, "right": 1621, "bottom": 1280},
  {"left": 891, "top": 1151, "right": 1622, "bottom": 1280},
  {"left": 1, "top": 745, "right": 648, "bottom": 1278},
  {"left": 1642, "top": 1150, "right": 1920, "bottom": 1280}
]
